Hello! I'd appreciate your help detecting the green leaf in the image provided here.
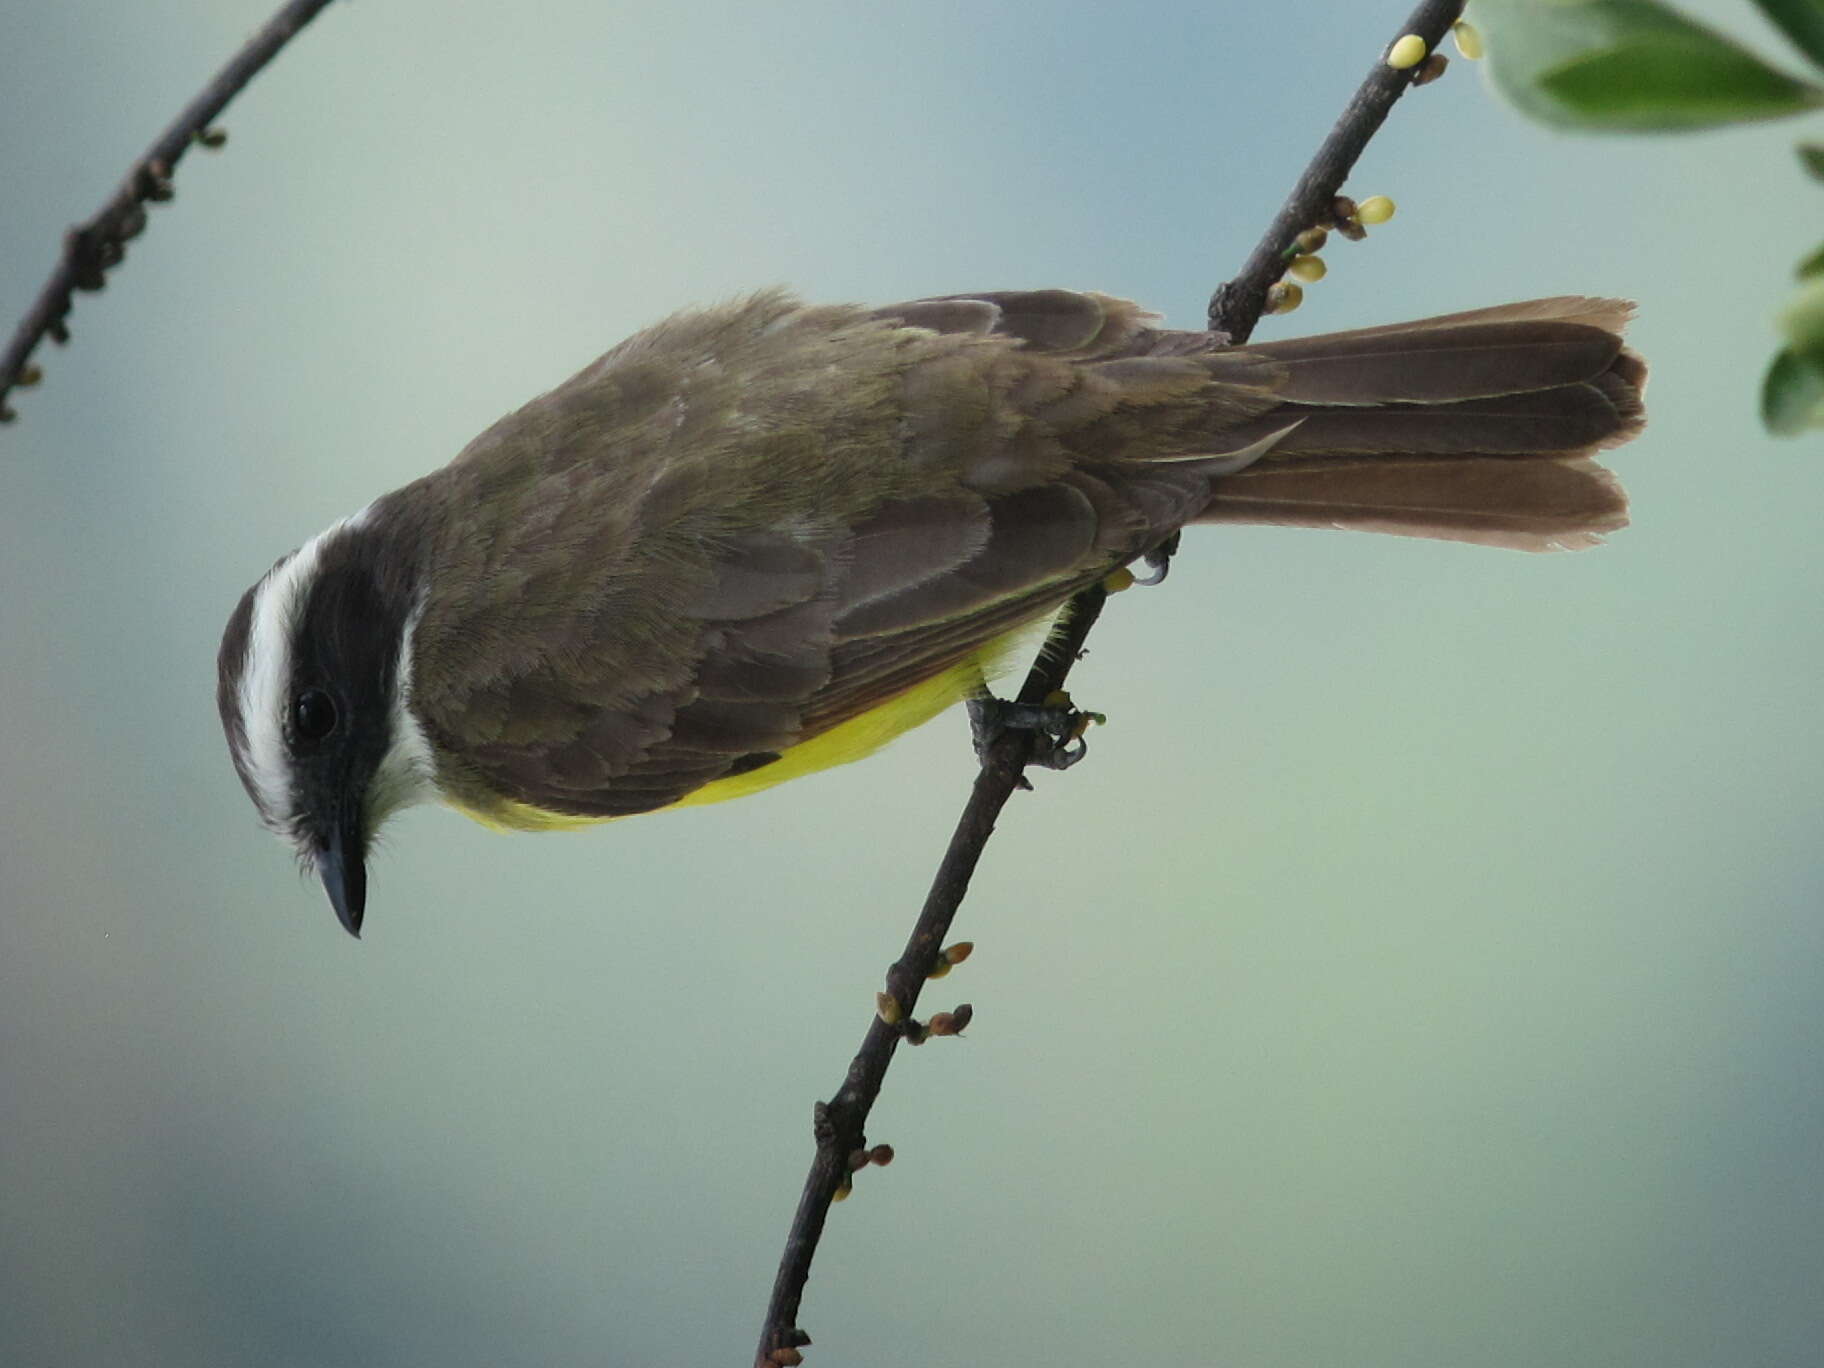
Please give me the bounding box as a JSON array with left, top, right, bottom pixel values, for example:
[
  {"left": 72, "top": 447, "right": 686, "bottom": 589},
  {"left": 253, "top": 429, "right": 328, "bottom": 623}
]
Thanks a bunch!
[
  {"left": 1472, "top": 0, "right": 1824, "bottom": 131},
  {"left": 1749, "top": 0, "right": 1824, "bottom": 72},
  {"left": 1761, "top": 348, "right": 1824, "bottom": 433},
  {"left": 1798, "top": 240, "right": 1824, "bottom": 279},
  {"left": 1800, "top": 142, "right": 1824, "bottom": 180},
  {"left": 1541, "top": 40, "right": 1824, "bottom": 127},
  {"left": 1781, "top": 276, "right": 1824, "bottom": 358}
]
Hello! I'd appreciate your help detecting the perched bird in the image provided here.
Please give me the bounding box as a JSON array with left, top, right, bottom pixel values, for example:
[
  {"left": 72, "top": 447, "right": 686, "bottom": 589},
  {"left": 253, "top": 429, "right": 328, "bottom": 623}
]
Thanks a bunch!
[{"left": 216, "top": 288, "right": 1646, "bottom": 935}]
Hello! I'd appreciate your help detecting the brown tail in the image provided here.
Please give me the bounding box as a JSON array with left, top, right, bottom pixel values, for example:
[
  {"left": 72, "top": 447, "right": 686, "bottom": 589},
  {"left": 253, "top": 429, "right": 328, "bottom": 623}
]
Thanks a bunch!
[{"left": 1194, "top": 298, "right": 1647, "bottom": 551}]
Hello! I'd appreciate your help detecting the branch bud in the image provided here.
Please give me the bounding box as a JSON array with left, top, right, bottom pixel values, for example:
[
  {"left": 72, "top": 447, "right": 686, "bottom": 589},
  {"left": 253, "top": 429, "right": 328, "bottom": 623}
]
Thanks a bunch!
[
  {"left": 1413, "top": 52, "right": 1449, "bottom": 86},
  {"left": 1264, "top": 281, "right": 1304, "bottom": 315},
  {"left": 1386, "top": 34, "right": 1428, "bottom": 70},
  {"left": 1294, "top": 227, "right": 1328, "bottom": 254}
]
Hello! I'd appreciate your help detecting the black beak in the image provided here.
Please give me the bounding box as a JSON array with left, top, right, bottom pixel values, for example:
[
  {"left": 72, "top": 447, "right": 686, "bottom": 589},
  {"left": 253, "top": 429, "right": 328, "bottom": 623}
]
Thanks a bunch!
[{"left": 318, "top": 814, "right": 368, "bottom": 938}]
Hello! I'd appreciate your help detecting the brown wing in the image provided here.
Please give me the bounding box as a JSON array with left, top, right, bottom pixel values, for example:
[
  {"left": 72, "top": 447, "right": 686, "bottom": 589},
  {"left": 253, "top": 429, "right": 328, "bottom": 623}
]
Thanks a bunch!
[{"left": 408, "top": 290, "right": 1257, "bottom": 819}]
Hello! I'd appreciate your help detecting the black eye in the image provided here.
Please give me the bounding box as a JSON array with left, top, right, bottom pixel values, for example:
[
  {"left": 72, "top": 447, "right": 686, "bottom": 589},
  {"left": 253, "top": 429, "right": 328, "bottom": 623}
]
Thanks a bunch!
[{"left": 293, "top": 688, "right": 339, "bottom": 743}]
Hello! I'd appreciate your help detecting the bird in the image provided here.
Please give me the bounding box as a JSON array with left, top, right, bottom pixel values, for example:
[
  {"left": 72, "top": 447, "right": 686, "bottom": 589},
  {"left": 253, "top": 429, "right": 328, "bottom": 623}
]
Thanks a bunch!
[{"left": 216, "top": 287, "right": 1646, "bottom": 936}]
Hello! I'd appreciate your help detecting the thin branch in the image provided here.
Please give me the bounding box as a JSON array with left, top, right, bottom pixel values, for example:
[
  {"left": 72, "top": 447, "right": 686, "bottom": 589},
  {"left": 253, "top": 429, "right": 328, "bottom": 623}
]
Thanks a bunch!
[
  {"left": 1209, "top": 0, "right": 1467, "bottom": 342},
  {"left": 754, "top": 4, "right": 1465, "bottom": 1364},
  {"left": 0, "top": 0, "right": 340, "bottom": 423},
  {"left": 754, "top": 589, "right": 1107, "bottom": 1366}
]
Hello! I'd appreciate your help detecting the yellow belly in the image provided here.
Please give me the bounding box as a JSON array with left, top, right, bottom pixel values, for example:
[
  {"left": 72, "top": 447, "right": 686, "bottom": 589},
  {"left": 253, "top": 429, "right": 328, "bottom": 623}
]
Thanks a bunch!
[{"left": 451, "top": 631, "right": 1027, "bottom": 831}]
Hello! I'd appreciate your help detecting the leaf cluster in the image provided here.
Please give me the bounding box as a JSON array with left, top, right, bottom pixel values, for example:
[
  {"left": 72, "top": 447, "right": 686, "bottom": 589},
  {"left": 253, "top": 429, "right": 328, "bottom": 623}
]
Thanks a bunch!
[{"left": 1471, "top": 0, "right": 1824, "bottom": 432}]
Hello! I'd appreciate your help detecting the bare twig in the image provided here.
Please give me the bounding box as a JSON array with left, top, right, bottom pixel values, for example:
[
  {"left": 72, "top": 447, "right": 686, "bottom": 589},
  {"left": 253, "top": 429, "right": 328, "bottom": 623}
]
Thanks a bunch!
[
  {"left": 0, "top": 0, "right": 340, "bottom": 423},
  {"left": 754, "top": 5, "right": 1465, "bottom": 1364}
]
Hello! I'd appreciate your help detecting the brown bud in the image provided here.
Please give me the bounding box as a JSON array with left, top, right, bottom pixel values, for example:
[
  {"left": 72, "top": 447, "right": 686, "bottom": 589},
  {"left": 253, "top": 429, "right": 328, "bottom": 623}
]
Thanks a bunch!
[
  {"left": 950, "top": 1003, "right": 974, "bottom": 1033},
  {"left": 1413, "top": 52, "right": 1449, "bottom": 85},
  {"left": 869, "top": 1144, "right": 896, "bottom": 1166},
  {"left": 196, "top": 126, "right": 229, "bottom": 149},
  {"left": 848, "top": 1148, "right": 871, "bottom": 1172},
  {"left": 943, "top": 942, "right": 975, "bottom": 966},
  {"left": 18, "top": 363, "right": 43, "bottom": 388},
  {"left": 770, "top": 1348, "right": 804, "bottom": 1365},
  {"left": 1329, "top": 195, "right": 1357, "bottom": 224}
]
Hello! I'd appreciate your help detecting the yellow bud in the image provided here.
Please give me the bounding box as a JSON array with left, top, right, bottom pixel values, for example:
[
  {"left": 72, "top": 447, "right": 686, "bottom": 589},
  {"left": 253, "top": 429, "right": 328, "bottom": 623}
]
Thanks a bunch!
[
  {"left": 832, "top": 1179, "right": 851, "bottom": 1202},
  {"left": 1286, "top": 255, "right": 1327, "bottom": 283},
  {"left": 943, "top": 941, "right": 975, "bottom": 965},
  {"left": 1294, "top": 227, "right": 1328, "bottom": 254},
  {"left": 926, "top": 959, "right": 952, "bottom": 979},
  {"left": 1387, "top": 34, "right": 1427, "bottom": 69},
  {"left": 1453, "top": 20, "right": 1484, "bottom": 60},
  {"left": 1102, "top": 566, "right": 1136, "bottom": 594},
  {"left": 876, "top": 991, "right": 902, "bottom": 1025},
  {"left": 1355, "top": 195, "right": 1396, "bottom": 225},
  {"left": 1265, "top": 281, "right": 1304, "bottom": 315}
]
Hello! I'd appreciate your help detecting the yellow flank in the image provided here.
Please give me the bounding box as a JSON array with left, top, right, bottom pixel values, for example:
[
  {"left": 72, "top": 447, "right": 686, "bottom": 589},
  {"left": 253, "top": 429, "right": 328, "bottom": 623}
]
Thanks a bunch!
[{"left": 449, "top": 630, "right": 1032, "bottom": 831}]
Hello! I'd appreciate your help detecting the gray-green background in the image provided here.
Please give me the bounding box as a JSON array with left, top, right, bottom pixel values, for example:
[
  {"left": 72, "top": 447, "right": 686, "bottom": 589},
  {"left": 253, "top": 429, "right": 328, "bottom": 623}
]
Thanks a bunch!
[{"left": 4, "top": 2, "right": 1820, "bottom": 1364}]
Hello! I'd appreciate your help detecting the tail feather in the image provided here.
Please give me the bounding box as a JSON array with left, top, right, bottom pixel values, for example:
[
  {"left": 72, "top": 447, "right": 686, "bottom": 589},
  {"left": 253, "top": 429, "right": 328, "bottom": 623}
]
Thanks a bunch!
[
  {"left": 1197, "top": 455, "right": 1627, "bottom": 552},
  {"left": 1191, "top": 297, "right": 1647, "bottom": 551}
]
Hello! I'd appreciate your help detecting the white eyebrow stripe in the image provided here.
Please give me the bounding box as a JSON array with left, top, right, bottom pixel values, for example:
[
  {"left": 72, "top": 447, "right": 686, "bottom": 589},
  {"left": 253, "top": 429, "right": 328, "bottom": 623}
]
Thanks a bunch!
[{"left": 235, "top": 506, "right": 373, "bottom": 833}]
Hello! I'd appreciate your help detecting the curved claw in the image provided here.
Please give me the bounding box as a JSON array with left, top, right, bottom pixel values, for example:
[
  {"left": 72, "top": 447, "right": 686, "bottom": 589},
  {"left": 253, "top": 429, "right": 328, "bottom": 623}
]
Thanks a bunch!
[
  {"left": 1134, "top": 532, "right": 1180, "bottom": 586},
  {"left": 1030, "top": 732, "right": 1088, "bottom": 771}
]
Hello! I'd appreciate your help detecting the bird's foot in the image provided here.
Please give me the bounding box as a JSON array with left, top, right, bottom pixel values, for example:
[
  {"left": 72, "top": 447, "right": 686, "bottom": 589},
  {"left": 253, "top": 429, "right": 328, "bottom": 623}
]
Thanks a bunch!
[{"left": 969, "top": 691, "right": 1103, "bottom": 779}]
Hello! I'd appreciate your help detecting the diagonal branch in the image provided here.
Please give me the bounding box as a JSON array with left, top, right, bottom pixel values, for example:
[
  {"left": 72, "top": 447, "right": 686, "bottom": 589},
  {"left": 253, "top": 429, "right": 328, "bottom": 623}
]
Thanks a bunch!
[
  {"left": 753, "top": 3, "right": 1466, "bottom": 1364},
  {"left": 0, "top": 0, "right": 340, "bottom": 424},
  {"left": 1210, "top": 0, "right": 1469, "bottom": 342}
]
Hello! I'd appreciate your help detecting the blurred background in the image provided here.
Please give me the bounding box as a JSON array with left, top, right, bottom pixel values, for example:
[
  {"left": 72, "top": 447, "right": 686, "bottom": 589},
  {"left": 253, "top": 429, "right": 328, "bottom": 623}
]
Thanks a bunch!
[{"left": 3, "top": 2, "right": 1820, "bottom": 1364}]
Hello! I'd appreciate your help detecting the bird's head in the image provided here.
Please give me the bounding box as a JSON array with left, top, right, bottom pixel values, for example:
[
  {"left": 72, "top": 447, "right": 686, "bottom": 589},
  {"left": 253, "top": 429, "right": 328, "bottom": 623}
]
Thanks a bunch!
[{"left": 216, "top": 508, "right": 435, "bottom": 936}]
